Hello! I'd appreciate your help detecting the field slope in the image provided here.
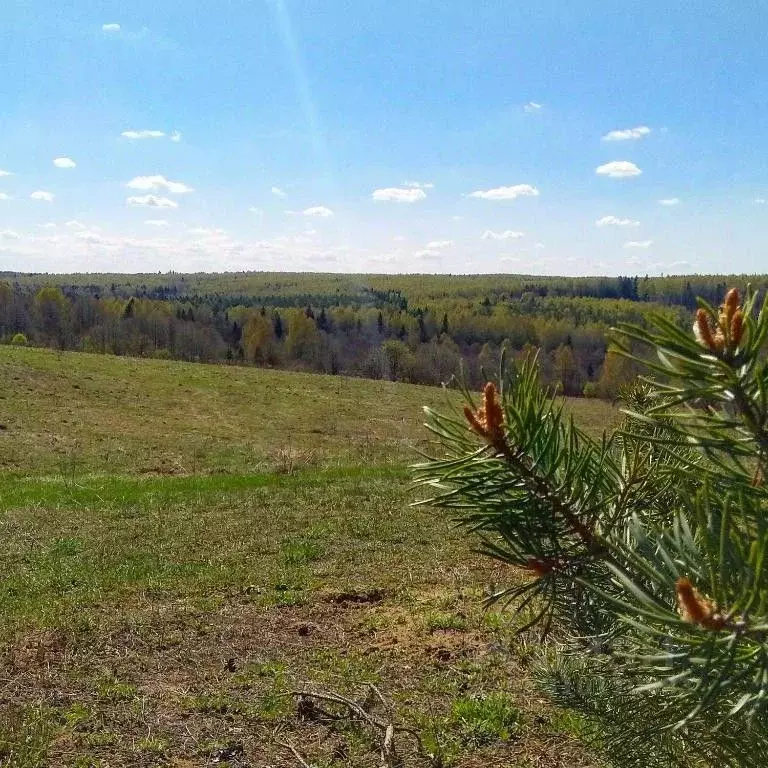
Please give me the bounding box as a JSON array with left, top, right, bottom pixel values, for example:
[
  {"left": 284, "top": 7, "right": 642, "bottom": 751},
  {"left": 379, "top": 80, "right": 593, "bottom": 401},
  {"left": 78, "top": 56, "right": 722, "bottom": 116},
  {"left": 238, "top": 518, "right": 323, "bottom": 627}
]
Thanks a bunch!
[{"left": 0, "top": 347, "right": 616, "bottom": 767}]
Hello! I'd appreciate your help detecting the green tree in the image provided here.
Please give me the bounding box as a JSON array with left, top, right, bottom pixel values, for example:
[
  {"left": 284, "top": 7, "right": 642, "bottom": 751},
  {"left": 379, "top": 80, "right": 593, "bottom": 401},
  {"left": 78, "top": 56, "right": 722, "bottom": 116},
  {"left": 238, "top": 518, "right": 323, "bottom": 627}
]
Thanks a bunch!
[
  {"left": 415, "top": 288, "right": 768, "bottom": 767},
  {"left": 284, "top": 309, "right": 321, "bottom": 367},
  {"left": 381, "top": 339, "right": 414, "bottom": 381},
  {"left": 33, "top": 286, "right": 69, "bottom": 347},
  {"left": 243, "top": 312, "right": 277, "bottom": 364},
  {"left": 596, "top": 347, "right": 637, "bottom": 399},
  {"left": 0, "top": 281, "right": 13, "bottom": 336},
  {"left": 553, "top": 343, "right": 582, "bottom": 396}
]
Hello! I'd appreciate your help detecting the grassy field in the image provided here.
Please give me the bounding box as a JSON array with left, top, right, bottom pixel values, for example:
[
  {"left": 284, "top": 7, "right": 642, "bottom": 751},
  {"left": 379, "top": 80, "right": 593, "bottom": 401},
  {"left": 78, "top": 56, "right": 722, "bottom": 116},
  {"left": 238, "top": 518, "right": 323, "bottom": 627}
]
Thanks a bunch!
[{"left": 0, "top": 347, "right": 618, "bottom": 767}]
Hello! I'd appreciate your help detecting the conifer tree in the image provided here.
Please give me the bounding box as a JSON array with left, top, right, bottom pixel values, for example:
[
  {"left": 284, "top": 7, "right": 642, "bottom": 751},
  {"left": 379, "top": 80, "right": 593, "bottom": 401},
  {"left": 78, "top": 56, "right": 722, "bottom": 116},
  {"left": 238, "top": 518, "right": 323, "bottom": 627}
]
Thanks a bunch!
[{"left": 414, "top": 288, "right": 768, "bottom": 767}]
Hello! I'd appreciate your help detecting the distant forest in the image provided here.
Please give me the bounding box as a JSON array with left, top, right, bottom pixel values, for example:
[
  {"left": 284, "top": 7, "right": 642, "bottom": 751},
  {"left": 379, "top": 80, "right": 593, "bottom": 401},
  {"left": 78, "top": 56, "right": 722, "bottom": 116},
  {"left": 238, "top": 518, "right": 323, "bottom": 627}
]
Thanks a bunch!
[{"left": 1, "top": 272, "right": 765, "bottom": 397}]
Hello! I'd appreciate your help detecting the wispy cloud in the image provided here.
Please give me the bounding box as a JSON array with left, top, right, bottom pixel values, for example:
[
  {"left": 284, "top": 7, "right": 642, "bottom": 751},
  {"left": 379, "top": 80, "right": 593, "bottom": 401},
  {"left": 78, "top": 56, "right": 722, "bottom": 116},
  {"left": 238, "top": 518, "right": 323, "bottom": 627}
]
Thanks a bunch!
[
  {"left": 189, "top": 227, "right": 226, "bottom": 236},
  {"left": 372, "top": 187, "right": 427, "bottom": 203},
  {"left": 30, "top": 191, "right": 54, "bottom": 202},
  {"left": 595, "top": 161, "right": 642, "bottom": 178},
  {"left": 121, "top": 130, "right": 165, "bottom": 140},
  {"left": 523, "top": 101, "right": 543, "bottom": 113},
  {"left": 126, "top": 175, "right": 193, "bottom": 194},
  {"left": 425, "top": 240, "right": 453, "bottom": 249},
  {"left": 0, "top": 193, "right": 11, "bottom": 201},
  {"left": 126, "top": 194, "right": 179, "bottom": 208},
  {"left": 170, "top": 131, "right": 182, "bottom": 143},
  {"left": 145, "top": 219, "right": 169, "bottom": 227},
  {"left": 469, "top": 184, "right": 539, "bottom": 200},
  {"left": 102, "top": 23, "right": 121, "bottom": 33},
  {"left": 602, "top": 126, "right": 651, "bottom": 141},
  {"left": 0, "top": 169, "right": 15, "bottom": 177},
  {"left": 64, "top": 220, "right": 88, "bottom": 231},
  {"left": 271, "top": 186, "right": 287, "bottom": 198},
  {"left": 0, "top": 229, "right": 21, "bottom": 240},
  {"left": 75, "top": 230, "right": 107, "bottom": 245},
  {"left": 302, "top": 205, "right": 334, "bottom": 217},
  {"left": 402, "top": 180, "right": 434, "bottom": 189},
  {"left": 481, "top": 229, "right": 525, "bottom": 240},
  {"left": 658, "top": 197, "right": 681, "bottom": 206},
  {"left": 53, "top": 157, "right": 76, "bottom": 169},
  {"left": 754, "top": 198, "right": 766, "bottom": 205},
  {"left": 596, "top": 215, "right": 640, "bottom": 227},
  {"left": 623, "top": 240, "right": 653, "bottom": 248}
]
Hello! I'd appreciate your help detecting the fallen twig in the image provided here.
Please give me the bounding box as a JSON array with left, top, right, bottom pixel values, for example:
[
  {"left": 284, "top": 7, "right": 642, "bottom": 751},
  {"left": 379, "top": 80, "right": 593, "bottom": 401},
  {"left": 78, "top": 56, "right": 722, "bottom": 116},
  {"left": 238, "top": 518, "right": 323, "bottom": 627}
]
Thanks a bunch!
[
  {"left": 275, "top": 738, "right": 314, "bottom": 768},
  {"left": 291, "top": 687, "right": 427, "bottom": 758},
  {"left": 381, "top": 723, "right": 398, "bottom": 767}
]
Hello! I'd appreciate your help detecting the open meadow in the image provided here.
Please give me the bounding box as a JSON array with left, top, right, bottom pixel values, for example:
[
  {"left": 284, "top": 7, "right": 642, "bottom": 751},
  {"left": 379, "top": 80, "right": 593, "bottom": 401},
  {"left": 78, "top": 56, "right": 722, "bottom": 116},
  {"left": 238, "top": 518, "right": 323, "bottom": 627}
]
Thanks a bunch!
[{"left": 0, "top": 347, "right": 618, "bottom": 767}]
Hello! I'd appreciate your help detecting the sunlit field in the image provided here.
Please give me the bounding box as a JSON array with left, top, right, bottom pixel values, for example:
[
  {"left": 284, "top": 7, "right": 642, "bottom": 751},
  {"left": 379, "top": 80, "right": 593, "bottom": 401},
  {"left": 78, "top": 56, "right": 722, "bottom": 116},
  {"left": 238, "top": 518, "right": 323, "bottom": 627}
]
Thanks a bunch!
[{"left": 0, "top": 346, "right": 617, "bottom": 766}]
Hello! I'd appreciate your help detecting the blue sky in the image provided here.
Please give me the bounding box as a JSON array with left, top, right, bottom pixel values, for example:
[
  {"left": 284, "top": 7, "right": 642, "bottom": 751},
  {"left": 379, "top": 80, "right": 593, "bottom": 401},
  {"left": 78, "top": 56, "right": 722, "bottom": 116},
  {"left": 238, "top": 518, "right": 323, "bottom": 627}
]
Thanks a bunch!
[{"left": 0, "top": 0, "right": 767, "bottom": 275}]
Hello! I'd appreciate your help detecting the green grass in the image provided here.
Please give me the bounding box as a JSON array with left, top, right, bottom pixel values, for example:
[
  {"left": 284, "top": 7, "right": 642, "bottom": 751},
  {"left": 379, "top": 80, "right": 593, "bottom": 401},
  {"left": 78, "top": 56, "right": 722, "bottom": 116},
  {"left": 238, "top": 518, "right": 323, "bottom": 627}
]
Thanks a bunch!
[
  {"left": 0, "top": 346, "right": 612, "bottom": 766},
  {"left": 0, "top": 345, "right": 618, "bottom": 476}
]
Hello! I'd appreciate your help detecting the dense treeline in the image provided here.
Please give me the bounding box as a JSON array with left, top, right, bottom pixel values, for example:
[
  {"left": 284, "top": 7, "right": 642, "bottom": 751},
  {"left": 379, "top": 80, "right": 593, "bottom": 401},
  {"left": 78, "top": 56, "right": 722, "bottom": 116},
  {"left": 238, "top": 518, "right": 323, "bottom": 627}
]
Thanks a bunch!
[{"left": 1, "top": 272, "right": 762, "bottom": 397}]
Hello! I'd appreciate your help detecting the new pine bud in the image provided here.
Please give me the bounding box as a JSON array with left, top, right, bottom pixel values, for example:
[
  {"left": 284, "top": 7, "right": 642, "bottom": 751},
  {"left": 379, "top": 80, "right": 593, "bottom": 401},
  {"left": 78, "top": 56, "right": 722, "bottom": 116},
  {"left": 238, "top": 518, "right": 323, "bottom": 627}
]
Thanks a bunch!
[
  {"left": 694, "top": 309, "right": 718, "bottom": 351},
  {"left": 676, "top": 577, "right": 726, "bottom": 631}
]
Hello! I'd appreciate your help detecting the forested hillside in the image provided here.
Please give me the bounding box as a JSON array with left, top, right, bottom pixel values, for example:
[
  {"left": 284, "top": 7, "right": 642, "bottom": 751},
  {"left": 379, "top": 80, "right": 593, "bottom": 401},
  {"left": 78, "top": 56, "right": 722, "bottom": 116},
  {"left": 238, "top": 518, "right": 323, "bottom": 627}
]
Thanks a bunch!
[{"left": 1, "top": 272, "right": 765, "bottom": 396}]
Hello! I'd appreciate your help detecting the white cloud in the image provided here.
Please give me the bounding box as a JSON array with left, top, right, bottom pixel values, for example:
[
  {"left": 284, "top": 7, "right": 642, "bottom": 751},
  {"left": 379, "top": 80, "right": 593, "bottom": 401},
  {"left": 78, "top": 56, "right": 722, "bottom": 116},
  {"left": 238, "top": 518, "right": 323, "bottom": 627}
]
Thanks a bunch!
[
  {"left": 30, "top": 190, "right": 54, "bottom": 202},
  {"left": 535, "top": 242, "right": 545, "bottom": 249},
  {"left": 189, "top": 227, "right": 226, "bottom": 236},
  {"left": 372, "top": 187, "right": 427, "bottom": 203},
  {"left": 755, "top": 198, "right": 766, "bottom": 205},
  {"left": 126, "top": 194, "right": 179, "bottom": 208},
  {"left": 75, "top": 230, "right": 107, "bottom": 245},
  {"left": 413, "top": 249, "right": 441, "bottom": 260},
  {"left": 623, "top": 240, "right": 653, "bottom": 249},
  {"left": 469, "top": 184, "right": 540, "bottom": 200},
  {"left": 102, "top": 23, "right": 121, "bottom": 33},
  {"left": 248, "top": 206, "right": 264, "bottom": 215},
  {"left": 500, "top": 256, "right": 520, "bottom": 263},
  {"left": 302, "top": 205, "right": 334, "bottom": 217},
  {"left": 0, "top": 193, "right": 11, "bottom": 201},
  {"left": 145, "top": 219, "right": 168, "bottom": 226},
  {"left": 0, "top": 169, "right": 15, "bottom": 177},
  {"left": 170, "top": 131, "right": 182, "bottom": 143},
  {"left": 595, "top": 161, "right": 642, "bottom": 178},
  {"left": 668, "top": 260, "right": 692, "bottom": 270},
  {"left": 482, "top": 229, "right": 525, "bottom": 240},
  {"left": 0, "top": 229, "right": 20, "bottom": 240},
  {"left": 596, "top": 215, "right": 640, "bottom": 227},
  {"left": 658, "top": 198, "right": 681, "bottom": 206},
  {"left": 271, "top": 186, "right": 287, "bottom": 198},
  {"left": 53, "top": 157, "right": 76, "bottom": 169},
  {"left": 602, "top": 126, "right": 651, "bottom": 141},
  {"left": 126, "top": 175, "right": 193, "bottom": 194},
  {"left": 65, "top": 220, "right": 88, "bottom": 231},
  {"left": 523, "top": 101, "right": 543, "bottom": 113},
  {"left": 121, "top": 130, "right": 165, "bottom": 140},
  {"left": 425, "top": 240, "right": 453, "bottom": 249},
  {"left": 402, "top": 180, "right": 434, "bottom": 189}
]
